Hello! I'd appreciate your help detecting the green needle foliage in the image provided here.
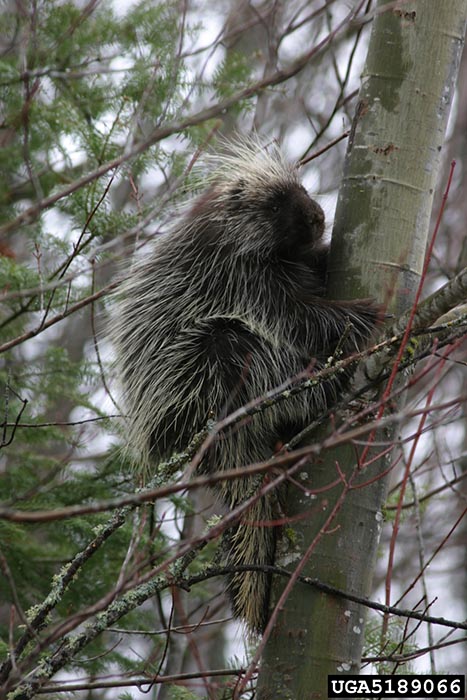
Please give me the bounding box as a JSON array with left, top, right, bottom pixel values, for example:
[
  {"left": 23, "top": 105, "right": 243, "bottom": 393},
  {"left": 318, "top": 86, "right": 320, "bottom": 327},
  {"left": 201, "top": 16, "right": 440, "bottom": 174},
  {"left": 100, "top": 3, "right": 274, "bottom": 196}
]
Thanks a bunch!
[{"left": 0, "top": 1, "right": 253, "bottom": 695}]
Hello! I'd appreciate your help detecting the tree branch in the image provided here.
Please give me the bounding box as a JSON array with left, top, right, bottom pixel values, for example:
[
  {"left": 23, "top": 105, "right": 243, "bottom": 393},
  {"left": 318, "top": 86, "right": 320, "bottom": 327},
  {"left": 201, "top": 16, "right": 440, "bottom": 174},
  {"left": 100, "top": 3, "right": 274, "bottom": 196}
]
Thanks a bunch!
[{"left": 0, "top": 0, "right": 366, "bottom": 238}]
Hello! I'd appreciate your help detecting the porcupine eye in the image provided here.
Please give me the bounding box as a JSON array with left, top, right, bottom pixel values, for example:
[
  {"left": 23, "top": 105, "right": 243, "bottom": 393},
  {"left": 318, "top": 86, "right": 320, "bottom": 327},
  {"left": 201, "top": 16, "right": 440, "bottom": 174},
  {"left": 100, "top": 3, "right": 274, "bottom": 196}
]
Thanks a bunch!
[{"left": 269, "top": 184, "right": 325, "bottom": 256}]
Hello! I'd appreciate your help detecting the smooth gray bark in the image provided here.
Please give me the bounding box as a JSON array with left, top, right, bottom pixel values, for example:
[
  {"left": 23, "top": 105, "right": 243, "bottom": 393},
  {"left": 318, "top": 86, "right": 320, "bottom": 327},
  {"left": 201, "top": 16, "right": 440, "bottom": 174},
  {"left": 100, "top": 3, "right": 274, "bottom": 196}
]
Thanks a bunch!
[{"left": 257, "top": 3, "right": 467, "bottom": 698}]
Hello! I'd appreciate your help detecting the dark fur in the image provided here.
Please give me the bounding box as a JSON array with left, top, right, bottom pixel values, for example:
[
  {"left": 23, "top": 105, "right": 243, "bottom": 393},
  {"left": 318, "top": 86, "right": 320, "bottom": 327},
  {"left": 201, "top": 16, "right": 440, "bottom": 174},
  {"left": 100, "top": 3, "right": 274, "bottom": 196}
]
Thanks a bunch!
[{"left": 112, "top": 140, "right": 379, "bottom": 634}]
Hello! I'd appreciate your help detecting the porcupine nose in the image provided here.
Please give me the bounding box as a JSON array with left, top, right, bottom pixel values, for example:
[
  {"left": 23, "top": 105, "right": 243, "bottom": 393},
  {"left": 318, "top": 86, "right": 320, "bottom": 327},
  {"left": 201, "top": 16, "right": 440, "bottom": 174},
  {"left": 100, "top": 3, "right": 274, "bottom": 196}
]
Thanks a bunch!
[{"left": 276, "top": 185, "right": 325, "bottom": 257}]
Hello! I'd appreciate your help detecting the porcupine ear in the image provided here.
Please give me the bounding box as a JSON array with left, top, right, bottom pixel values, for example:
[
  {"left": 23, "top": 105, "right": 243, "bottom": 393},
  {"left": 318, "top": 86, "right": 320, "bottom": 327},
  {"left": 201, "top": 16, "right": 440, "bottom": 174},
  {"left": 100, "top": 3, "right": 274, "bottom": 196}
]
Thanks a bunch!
[
  {"left": 225, "top": 179, "right": 247, "bottom": 214},
  {"left": 229, "top": 178, "right": 246, "bottom": 200}
]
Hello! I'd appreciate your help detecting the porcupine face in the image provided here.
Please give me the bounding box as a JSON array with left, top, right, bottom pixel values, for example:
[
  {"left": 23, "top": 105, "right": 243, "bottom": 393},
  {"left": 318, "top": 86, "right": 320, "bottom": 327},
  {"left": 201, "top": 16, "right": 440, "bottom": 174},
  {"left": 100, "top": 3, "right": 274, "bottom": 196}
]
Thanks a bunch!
[
  {"left": 265, "top": 182, "right": 325, "bottom": 257},
  {"left": 182, "top": 139, "right": 326, "bottom": 261},
  {"left": 220, "top": 178, "right": 325, "bottom": 260}
]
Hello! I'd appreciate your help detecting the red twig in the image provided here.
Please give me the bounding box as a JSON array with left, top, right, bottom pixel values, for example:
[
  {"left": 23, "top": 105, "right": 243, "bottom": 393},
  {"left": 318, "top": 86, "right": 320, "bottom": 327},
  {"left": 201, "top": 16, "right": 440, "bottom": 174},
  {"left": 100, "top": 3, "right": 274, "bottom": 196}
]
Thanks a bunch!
[{"left": 381, "top": 347, "right": 448, "bottom": 643}]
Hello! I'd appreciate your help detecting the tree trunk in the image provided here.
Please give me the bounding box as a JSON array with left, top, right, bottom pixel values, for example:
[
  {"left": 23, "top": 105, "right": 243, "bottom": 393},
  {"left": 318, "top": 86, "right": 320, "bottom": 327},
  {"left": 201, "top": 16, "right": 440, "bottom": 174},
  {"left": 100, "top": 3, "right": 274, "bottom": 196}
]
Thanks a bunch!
[{"left": 257, "top": 2, "right": 467, "bottom": 698}]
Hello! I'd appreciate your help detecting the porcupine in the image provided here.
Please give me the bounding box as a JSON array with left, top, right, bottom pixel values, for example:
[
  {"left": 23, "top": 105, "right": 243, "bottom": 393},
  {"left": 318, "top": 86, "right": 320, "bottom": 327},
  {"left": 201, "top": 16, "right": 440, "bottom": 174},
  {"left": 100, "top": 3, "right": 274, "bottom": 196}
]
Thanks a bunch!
[{"left": 111, "top": 138, "right": 380, "bottom": 635}]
